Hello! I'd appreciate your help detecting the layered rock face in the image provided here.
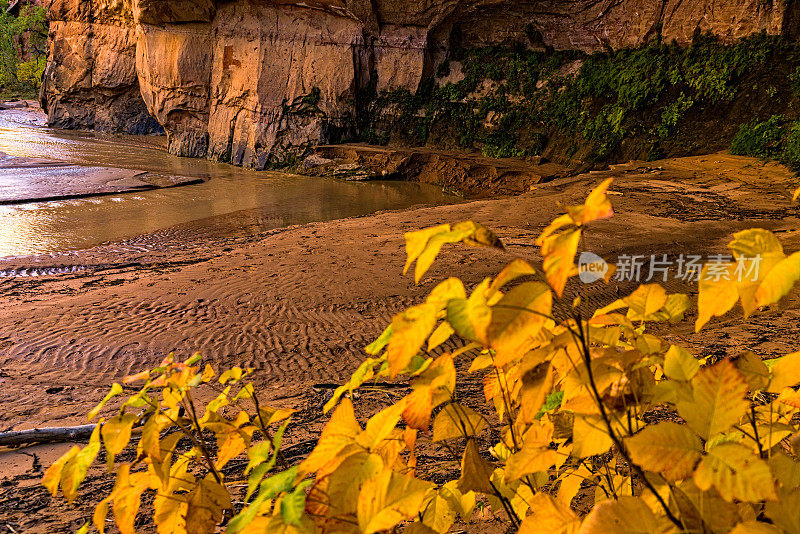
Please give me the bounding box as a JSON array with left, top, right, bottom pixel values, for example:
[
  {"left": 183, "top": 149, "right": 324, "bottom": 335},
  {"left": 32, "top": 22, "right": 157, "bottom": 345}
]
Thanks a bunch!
[
  {"left": 40, "top": 0, "right": 162, "bottom": 133},
  {"left": 42, "top": 0, "right": 800, "bottom": 166}
]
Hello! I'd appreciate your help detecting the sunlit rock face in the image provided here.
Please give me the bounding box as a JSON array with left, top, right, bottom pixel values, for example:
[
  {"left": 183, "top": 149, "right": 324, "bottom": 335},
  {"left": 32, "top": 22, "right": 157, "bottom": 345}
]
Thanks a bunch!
[
  {"left": 40, "top": 0, "right": 162, "bottom": 134},
  {"left": 41, "top": 0, "right": 800, "bottom": 165}
]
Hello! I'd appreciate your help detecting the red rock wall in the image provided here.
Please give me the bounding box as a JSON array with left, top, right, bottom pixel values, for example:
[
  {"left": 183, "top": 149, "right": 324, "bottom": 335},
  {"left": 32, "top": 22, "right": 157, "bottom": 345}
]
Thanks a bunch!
[
  {"left": 41, "top": 0, "right": 800, "bottom": 164},
  {"left": 39, "top": 0, "right": 162, "bottom": 133}
]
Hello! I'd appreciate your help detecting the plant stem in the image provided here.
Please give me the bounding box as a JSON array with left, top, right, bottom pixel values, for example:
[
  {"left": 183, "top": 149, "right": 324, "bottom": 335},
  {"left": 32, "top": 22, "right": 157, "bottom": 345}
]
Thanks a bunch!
[
  {"left": 183, "top": 391, "right": 224, "bottom": 484},
  {"left": 250, "top": 392, "right": 289, "bottom": 470},
  {"left": 571, "top": 313, "right": 683, "bottom": 529}
]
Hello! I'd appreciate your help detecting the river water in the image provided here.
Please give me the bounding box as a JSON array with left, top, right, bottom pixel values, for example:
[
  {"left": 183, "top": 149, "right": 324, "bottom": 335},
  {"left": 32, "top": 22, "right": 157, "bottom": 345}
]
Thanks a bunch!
[{"left": 0, "top": 109, "right": 456, "bottom": 258}]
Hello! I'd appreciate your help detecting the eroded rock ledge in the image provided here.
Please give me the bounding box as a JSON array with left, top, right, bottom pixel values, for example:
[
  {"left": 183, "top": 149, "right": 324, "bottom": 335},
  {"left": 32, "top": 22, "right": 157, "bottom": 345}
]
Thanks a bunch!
[{"left": 41, "top": 0, "right": 800, "bottom": 167}]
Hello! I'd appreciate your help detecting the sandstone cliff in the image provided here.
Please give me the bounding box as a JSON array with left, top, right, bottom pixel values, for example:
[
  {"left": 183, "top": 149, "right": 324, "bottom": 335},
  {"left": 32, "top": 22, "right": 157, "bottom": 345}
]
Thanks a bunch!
[{"left": 41, "top": 0, "right": 800, "bottom": 167}]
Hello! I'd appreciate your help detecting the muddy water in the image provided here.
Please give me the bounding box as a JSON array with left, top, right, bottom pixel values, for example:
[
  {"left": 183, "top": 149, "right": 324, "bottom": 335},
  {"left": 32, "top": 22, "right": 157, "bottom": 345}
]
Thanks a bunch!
[{"left": 0, "top": 111, "right": 457, "bottom": 258}]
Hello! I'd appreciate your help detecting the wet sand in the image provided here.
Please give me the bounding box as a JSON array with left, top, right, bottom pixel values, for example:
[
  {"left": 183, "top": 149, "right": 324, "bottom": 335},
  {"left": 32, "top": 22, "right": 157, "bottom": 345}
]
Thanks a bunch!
[
  {"left": 1, "top": 153, "right": 799, "bottom": 531},
  {"left": 0, "top": 150, "right": 203, "bottom": 204}
]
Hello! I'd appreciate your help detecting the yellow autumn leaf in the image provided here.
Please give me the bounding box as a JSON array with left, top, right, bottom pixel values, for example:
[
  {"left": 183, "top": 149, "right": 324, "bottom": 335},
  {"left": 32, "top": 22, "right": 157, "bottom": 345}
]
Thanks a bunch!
[
  {"left": 537, "top": 213, "right": 573, "bottom": 246},
  {"left": 403, "top": 224, "right": 450, "bottom": 276},
  {"left": 695, "top": 262, "right": 738, "bottom": 331},
  {"left": 456, "top": 221, "right": 504, "bottom": 249},
  {"left": 386, "top": 302, "right": 438, "bottom": 376},
  {"left": 663, "top": 345, "right": 700, "bottom": 382},
  {"left": 579, "top": 496, "right": 674, "bottom": 533},
  {"left": 728, "top": 229, "right": 787, "bottom": 316},
  {"left": 298, "top": 398, "right": 360, "bottom": 477},
  {"left": 218, "top": 367, "right": 244, "bottom": 385},
  {"left": 505, "top": 422, "right": 558, "bottom": 482},
  {"left": 518, "top": 492, "right": 581, "bottom": 534},
  {"left": 357, "top": 400, "right": 407, "bottom": 449},
  {"left": 446, "top": 279, "right": 492, "bottom": 343},
  {"left": 112, "top": 464, "right": 151, "bottom": 534},
  {"left": 152, "top": 458, "right": 194, "bottom": 532},
  {"left": 408, "top": 353, "right": 455, "bottom": 399},
  {"left": 402, "top": 386, "right": 436, "bottom": 431},
  {"left": 186, "top": 476, "right": 232, "bottom": 534},
  {"left": 728, "top": 522, "right": 781, "bottom": 534},
  {"left": 365, "top": 325, "right": 392, "bottom": 356},
  {"left": 592, "top": 299, "right": 627, "bottom": 318},
  {"left": 420, "top": 489, "right": 457, "bottom": 533},
  {"left": 646, "top": 293, "right": 691, "bottom": 323},
  {"left": 432, "top": 403, "right": 486, "bottom": 442},
  {"left": 102, "top": 413, "right": 138, "bottom": 468},
  {"left": 519, "top": 361, "right": 555, "bottom": 423},
  {"left": 409, "top": 223, "right": 502, "bottom": 283},
  {"left": 42, "top": 445, "right": 80, "bottom": 497},
  {"left": 88, "top": 383, "right": 123, "bottom": 420},
  {"left": 626, "top": 422, "right": 702, "bottom": 481},
  {"left": 793, "top": 185, "right": 800, "bottom": 202},
  {"left": 571, "top": 414, "right": 613, "bottom": 459},
  {"left": 624, "top": 284, "right": 668, "bottom": 321},
  {"left": 457, "top": 440, "right": 495, "bottom": 494},
  {"left": 93, "top": 496, "right": 112, "bottom": 534},
  {"left": 426, "top": 277, "right": 467, "bottom": 309},
  {"left": 323, "top": 452, "right": 384, "bottom": 519},
  {"left": 736, "top": 351, "right": 770, "bottom": 391},
  {"left": 439, "top": 480, "right": 475, "bottom": 521},
  {"left": 676, "top": 360, "right": 749, "bottom": 440},
  {"left": 728, "top": 228, "right": 785, "bottom": 259},
  {"left": 754, "top": 252, "right": 800, "bottom": 308},
  {"left": 61, "top": 423, "right": 102, "bottom": 503},
  {"left": 488, "top": 281, "right": 552, "bottom": 365},
  {"left": 766, "top": 351, "right": 800, "bottom": 393},
  {"left": 427, "top": 321, "right": 455, "bottom": 352},
  {"left": 324, "top": 357, "right": 382, "bottom": 413},
  {"left": 356, "top": 470, "right": 431, "bottom": 534},
  {"left": 557, "top": 466, "right": 593, "bottom": 508},
  {"left": 139, "top": 412, "right": 169, "bottom": 460},
  {"left": 573, "top": 177, "right": 615, "bottom": 224},
  {"left": 405, "top": 522, "right": 438, "bottom": 534},
  {"left": 671, "top": 479, "right": 741, "bottom": 533},
  {"left": 153, "top": 491, "right": 188, "bottom": 534},
  {"left": 214, "top": 425, "right": 254, "bottom": 470},
  {"left": 765, "top": 487, "right": 800, "bottom": 533},
  {"left": 123, "top": 370, "right": 150, "bottom": 384},
  {"left": 594, "top": 474, "right": 632, "bottom": 505},
  {"left": 540, "top": 227, "right": 581, "bottom": 297},
  {"left": 149, "top": 432, "right": 184, "bottom": 488},
  {"left": 257, "top": 406, "right": 296, "bottom": 427},
  {"left": 490, "top": 259, "right": 538, "bottom": 292},
  {"left": 693, "top": 443, "right": 777, "bottom": 502}
]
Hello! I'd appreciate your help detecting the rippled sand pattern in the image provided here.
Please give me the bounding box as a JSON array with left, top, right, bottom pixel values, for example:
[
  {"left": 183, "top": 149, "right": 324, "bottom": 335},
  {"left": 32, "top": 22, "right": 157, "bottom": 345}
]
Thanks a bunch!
[{"left": 0, "top": 153, "right": 798, "bottom": 428}]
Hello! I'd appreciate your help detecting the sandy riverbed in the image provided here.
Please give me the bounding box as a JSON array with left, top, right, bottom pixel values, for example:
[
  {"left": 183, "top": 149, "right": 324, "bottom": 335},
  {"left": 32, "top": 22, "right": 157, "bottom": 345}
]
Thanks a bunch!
[{"left": 0, "top": 153, "right": 798, "bottom": 532}]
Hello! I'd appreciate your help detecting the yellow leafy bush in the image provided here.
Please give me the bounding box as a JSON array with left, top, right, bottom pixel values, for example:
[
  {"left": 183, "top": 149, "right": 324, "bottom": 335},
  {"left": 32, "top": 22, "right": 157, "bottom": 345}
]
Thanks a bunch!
[{"left": 45, "top": 180, "right": 800, "bottom": 533}]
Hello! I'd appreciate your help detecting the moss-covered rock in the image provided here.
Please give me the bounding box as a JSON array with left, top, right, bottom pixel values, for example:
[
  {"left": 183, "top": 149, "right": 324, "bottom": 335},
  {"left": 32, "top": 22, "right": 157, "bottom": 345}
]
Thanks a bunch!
[{"left": 360, "top": 32, "right": 800, "bottom": 168}]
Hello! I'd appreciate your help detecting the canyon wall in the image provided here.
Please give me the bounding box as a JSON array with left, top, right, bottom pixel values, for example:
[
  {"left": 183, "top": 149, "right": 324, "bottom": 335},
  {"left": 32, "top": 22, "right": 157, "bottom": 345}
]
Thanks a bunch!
[
  {"left": 40, "top": 0, "right": 162, "bottom": 133},
  {"left": 41, "top": 0, "right": 800, "bottom": 166}
]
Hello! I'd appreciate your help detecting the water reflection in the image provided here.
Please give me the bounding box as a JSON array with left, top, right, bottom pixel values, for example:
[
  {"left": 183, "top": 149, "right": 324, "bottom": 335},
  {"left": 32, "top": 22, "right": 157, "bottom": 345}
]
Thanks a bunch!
[{"left": 0, "top": 115, "right": 457, "bottom": 258}]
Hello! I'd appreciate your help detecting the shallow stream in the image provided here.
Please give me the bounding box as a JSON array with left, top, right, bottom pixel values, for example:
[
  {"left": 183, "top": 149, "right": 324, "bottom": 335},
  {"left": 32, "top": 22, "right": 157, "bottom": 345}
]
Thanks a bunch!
[{"left": 0, "top": 110, "right": 456, "bottom": 258}]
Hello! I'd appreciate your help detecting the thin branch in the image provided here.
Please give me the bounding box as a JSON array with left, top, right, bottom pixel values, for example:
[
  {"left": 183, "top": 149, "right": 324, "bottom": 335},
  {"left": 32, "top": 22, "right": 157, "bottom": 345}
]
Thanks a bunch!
[{"left": 572, "top": 313, "right": 683, "bottom": 528}]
